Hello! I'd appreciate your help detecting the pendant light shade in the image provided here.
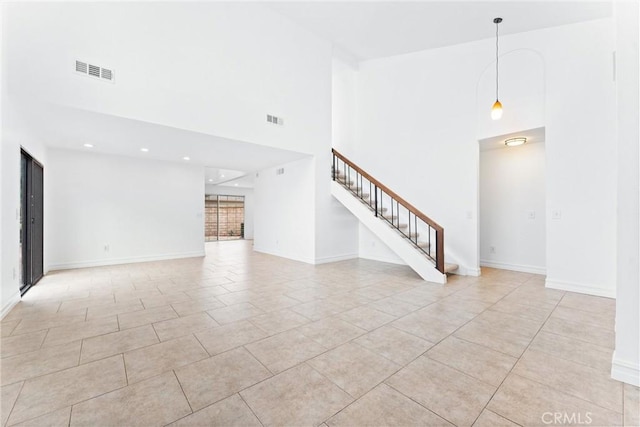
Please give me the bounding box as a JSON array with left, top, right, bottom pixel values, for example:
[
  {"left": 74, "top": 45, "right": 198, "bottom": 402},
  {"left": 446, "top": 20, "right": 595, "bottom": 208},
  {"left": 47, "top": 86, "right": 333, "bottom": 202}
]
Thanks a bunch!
[
  {"left": 492, "top": 17, "right": 503, "bottom": 120},
  {"left": 491, "top": 100, "right": 503, "bottom": 120}
]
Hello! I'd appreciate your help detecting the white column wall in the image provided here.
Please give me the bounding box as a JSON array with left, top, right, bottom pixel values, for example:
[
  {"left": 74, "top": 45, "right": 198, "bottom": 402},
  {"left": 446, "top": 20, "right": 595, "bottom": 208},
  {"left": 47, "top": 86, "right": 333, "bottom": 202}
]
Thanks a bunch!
[{"left": 612, "top": 1, "right": 639, "bottom": 387}]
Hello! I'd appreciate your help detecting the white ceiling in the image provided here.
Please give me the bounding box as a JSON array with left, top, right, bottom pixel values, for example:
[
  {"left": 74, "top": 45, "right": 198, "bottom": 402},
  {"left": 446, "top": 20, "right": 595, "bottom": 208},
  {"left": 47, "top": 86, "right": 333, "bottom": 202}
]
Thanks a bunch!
[
  {"left": 14, "top": 103, "right": 309, "bottom": 178},
  {"left": 208, "top": 173, "right": 256, "bottom": 189},
  {"left": 268, "top": 1, "right": 612, "bottom": 60},
  {"left": 205, "top": 168, "right": 247, "bottom": 186}
]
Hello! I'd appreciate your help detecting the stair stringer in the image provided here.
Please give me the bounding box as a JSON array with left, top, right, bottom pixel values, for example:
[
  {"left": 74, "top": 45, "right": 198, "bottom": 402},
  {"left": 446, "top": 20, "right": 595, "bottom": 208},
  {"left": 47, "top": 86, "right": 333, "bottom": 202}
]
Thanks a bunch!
[{"left": 331, "top": 181, "right": 447, "bottom": 284}]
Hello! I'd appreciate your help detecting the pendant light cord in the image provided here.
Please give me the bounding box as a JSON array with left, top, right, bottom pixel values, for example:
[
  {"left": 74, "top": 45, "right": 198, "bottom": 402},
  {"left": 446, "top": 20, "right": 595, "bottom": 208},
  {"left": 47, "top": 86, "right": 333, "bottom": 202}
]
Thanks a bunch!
[{"left": 495, "top": 20, "right": 499, "bottom": 101}]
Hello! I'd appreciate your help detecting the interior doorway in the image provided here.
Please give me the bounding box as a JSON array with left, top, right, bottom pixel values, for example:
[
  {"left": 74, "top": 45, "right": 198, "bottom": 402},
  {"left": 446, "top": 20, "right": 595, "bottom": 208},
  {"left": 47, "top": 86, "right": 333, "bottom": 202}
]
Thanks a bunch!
[
  {"left": 205, "top": 195, "right": 245, "bottom": 241},
  {"left": 20, "top": 149, "right": 44, "bottom": 296},
  {"left": 478, "top": 129, "right": 546, "bottom": 275}
]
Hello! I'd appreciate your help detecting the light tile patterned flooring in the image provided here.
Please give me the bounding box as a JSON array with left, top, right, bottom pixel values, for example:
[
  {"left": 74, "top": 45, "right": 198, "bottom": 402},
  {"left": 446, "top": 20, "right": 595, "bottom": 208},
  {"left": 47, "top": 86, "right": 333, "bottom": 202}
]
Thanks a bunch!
[{"left": 1, "top": 240, "right": 638, "bottom": 426}]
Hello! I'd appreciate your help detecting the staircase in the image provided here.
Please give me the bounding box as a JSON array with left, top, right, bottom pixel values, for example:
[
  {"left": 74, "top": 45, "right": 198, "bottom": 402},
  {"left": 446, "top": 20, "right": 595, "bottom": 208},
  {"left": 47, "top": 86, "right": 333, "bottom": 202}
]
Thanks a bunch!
[{"left": 331, "top": 149, "right": 458, "bottom": 284}]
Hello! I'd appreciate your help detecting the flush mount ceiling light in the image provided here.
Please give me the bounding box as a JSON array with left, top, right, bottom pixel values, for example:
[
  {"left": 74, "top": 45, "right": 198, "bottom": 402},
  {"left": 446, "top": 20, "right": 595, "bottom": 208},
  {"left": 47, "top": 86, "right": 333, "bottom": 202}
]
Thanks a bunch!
[
  {"left": 505, "top": 137, "right": 526, "bottom": 147},
  {"left": 491, "top": 17, "right": 503, "bottom": 120},
  {"left": 183, "top": 156, "right": 190, "bottom": 161},
  {"left": 83, "top": 143, "right": 94, "bottom": 148},
  {"left": 140, "top": 148, "right": 149, "bottom": 152}
]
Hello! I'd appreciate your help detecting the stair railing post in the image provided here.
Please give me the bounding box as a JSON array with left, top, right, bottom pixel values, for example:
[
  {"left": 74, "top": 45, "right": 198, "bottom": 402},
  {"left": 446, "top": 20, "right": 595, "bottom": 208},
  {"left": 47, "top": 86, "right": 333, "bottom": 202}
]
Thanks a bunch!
[
  {"left": 436, "top": 228, "right": 445, "bottom": 274},
  {"left": 332, "top": 152, "right": 336, "bottom": 181},
  {"left": 374, "top": 185, "right": 378, "bottom": 217}
]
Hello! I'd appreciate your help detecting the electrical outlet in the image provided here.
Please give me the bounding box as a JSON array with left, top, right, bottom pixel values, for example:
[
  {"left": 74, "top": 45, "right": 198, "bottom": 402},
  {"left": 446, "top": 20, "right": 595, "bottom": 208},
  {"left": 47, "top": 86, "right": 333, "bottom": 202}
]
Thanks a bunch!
[
  {"left": 527, "top": 211, "right": 536, "bottom": 220},
  {"left": 489, "top": 246, "right": 496, "bottom": 254},
  {"left": 104, "top": 244, "right": 110, "bottom": 253},
  {"left": 552, "top": 210, "right": 562, "bottom": 220}
]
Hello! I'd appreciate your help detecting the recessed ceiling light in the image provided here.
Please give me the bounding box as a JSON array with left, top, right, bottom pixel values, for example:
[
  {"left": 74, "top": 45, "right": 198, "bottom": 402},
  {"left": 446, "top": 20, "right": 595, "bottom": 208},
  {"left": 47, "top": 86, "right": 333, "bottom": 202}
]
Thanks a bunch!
[
  {"left": 220, "top": 174, "right": 225, "bottom": 178},
  {"left": 234, "top": 183, "right": 238, "bottom": 186},
  {"left": 183, "top": 156, "right": 190, "bottom": 161},
  {"left": 208, "top": 179, "right": 214, "bottom": 182},
  {"left": 83, "top": 143, "right": 94, "bottom": 148},
  {"left": 140, "top": 148, "right": 149, "bottom": 152}
]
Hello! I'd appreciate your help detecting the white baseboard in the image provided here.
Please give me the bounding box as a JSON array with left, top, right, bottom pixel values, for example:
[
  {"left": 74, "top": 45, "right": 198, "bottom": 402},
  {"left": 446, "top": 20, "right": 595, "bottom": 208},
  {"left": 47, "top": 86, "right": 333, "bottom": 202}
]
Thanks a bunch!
[
  {"left": 48, "top": 251, "right": 206, "bottom": 271},
  {"left": 314, "top": 253, "right": 359, "bottom": 265},
  {"left": 461, "top": 266, "right": 482, "bottom": 277},
  {"left": 611, "top": 352, "right": 640, "bottom": 386},
  {"left": 1, "top": 291, "right": 21, "bottom": 320},
  {"left": 480, "top": 260, "right": 546, "bottom": 275},
  {"left": 545, "top": 278, "right": 616, "bottom": 299}
]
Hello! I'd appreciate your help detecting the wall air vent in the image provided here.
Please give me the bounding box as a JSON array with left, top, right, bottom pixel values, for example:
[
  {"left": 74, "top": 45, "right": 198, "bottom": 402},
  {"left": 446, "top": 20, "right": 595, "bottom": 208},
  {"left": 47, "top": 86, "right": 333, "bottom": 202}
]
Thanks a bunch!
[
  {"left": 75, "top": 59, "right": 115, "bottom": 83},
  {"left": 75, "top": 60, "right": 87, "bottom": 73},
  {"left": 100, "top": 68, "right": 113, "bottom": 81},
  {"left": 267, "top": 114, "right": 284, "bottom": 126},
  {"left": 88, "top": 64, "right": 100, "bottom": 77}
]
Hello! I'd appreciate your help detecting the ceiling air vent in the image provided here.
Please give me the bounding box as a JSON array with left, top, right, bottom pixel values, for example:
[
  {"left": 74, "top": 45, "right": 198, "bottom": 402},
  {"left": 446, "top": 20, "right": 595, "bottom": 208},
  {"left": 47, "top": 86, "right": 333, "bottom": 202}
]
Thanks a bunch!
[{"left": 75, "top": 59, "right": 115, "bottom": 83}]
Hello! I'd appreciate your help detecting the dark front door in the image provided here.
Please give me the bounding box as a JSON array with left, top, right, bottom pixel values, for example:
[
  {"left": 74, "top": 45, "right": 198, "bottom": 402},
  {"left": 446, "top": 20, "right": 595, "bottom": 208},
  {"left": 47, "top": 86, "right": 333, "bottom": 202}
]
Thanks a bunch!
[{"left": 20, "top": 149, "right": 44, "bottom": 296}]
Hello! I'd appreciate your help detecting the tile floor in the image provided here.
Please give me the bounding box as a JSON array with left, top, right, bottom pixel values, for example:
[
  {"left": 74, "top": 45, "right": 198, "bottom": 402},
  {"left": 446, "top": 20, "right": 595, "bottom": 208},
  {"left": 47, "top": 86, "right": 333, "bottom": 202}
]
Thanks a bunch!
[{"left": 1, "top": 240, "right": 638, "bottom": 426}]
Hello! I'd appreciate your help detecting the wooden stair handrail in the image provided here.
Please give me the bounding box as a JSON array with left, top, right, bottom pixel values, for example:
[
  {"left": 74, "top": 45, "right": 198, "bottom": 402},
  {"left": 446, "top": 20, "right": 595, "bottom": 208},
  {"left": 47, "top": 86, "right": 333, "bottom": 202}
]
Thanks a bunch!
[{"left": 332, "top": 148, "right": 446, "bottom": 274}]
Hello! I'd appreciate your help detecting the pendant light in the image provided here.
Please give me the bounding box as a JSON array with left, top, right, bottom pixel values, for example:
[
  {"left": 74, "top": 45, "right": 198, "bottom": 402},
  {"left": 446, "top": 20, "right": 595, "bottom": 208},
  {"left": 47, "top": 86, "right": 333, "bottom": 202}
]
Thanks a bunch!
[{"left": 491, "top": 17, "right": 503, "bottom": 120}]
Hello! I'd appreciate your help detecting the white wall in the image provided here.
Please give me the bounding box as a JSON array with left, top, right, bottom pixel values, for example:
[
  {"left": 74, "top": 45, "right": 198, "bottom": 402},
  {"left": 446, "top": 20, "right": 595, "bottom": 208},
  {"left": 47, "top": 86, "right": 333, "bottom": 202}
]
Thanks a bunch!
[
  {"left": 2, "top": 2, "right": 50, "bottom": 318},
  {"left": 205, "top": 184, "right": 255, "bottom": 240},
  {"left": 612, "top": 1, "right": 639, "bottom": 387},
  {"left": 46, "top": 149, "right": 204, "bottom": 269},
  {"left": 335, "top": 19, "right": 616, "bottom": 293},
  {"left": 477, "top": 49, "right": 546, "bottom": 140},
  {"left": 332, "top": 55, "right": 358, "bottom": 151},
  {"left": 358, "top": 224, "right": 405, "bottom": 265},
  {"left": 0, "top": 3, "right": 5, "bottom": 316},
  {"left": 3, "top": 2, "right": 358, "bottom": 268},
  {"left": 3, "top": 3, "right": 329, "bottom": 157},
  {"left": 480, "top": 143, "right": 546, "bottom": 274},
  {"left": 254, "top": 157, "right": 316, "bottom": 264}
]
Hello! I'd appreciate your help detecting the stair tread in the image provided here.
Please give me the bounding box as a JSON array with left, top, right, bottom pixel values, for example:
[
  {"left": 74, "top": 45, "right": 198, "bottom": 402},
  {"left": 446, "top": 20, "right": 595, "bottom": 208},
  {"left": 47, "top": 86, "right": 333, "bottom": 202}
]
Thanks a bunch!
[{"left": 444, "top": 263, "right": 459, "bottom": 274}]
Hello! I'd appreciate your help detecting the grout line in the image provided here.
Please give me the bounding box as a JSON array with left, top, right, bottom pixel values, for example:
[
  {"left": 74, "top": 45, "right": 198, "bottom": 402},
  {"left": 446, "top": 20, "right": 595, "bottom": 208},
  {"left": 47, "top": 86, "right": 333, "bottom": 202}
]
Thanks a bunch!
[
  {"left": 238, "top": 392, "right": 266, "bottom": 427},
  {"left": 384, "top": 381, "right": 460, "bottom": 426},
  {"left": 77, "top": 339, "right": 85, "bottom": 366},
  {"left": 4, "top": 379, "right": 27, "bottom": 427},
  {"left": 192, "top": 333, "right": 212, "bottom": 358},
  {"left": 172, "top": 370, "right": 194, "bottom": 414},
  {"left": 39, "top": 328, "right": 50, "bottom": 350},
  {"left": 121, "top": 352, "right": 129, "bottom": 387}
]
